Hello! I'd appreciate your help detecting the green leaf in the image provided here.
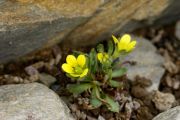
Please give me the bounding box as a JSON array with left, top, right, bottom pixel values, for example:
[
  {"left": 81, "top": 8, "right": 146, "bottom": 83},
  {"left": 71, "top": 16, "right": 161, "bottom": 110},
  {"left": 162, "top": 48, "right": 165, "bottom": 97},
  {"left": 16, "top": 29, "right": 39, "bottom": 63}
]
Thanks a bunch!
[
  {"left": 108, "top": 40, "right": 114, "bottom": 55},
  {"left": 90, "top": 97, "right": 102, "bottom": 108},
  {"left": 112, "top": 67, "right": 127, "bottom": 78},
  {"left": 104, "top": 95, "right": 119, "bottom": 112},
  {"left": 83, "top": 75, "right": 93, "bottom": 82},
  {"left": 67, "top": 83, "right": 92, "bottom": 95},
  {"left": 96, "top": 44, "right": 104, "bottom": 53},
  {"left": 89, "top": 49, "right": 98, "bottom": 74},
  {"left": 109, "top": 80, "right": 123, "bottom": 88},
  {"left": 90, "top": 87, "right": 102, "bottom": 108},
  {"left": 91, "top": 86, "right": 100, "bottom": 97}
]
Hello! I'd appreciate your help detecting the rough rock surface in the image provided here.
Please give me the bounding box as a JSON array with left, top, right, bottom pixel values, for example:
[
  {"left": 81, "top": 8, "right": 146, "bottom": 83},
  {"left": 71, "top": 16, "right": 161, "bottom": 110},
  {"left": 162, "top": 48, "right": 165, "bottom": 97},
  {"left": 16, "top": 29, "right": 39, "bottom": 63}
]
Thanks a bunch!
[
  {"left": 0, "top": 83, "right": 74, "bottom": 120},
  {"left": 0, "top": 0, "right": 180, "bottom": 63},
  {"left": 153, "top": 106, "right": 180, "bottom": 120},
  {"left": 126, "top": 37, "right": 165, "bottom": 92},
  {"left": 0, "top": 0, "right": 103, "bottom": 63}
]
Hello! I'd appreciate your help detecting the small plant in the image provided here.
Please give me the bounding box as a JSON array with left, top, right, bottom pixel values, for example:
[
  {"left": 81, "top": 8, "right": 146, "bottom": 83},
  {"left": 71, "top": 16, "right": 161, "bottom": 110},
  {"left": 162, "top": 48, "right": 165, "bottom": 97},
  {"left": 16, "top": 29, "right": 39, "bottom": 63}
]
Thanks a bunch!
[{"left": 61, "top": 34, "right": 136, "bottom": 112}]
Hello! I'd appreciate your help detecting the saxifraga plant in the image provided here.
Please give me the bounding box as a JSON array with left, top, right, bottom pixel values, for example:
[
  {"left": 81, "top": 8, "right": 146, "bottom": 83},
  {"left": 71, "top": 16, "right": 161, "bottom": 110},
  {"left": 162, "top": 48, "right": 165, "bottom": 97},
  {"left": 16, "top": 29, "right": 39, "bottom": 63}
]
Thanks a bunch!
[{"left": 61, "top": 34, "right": 137, "bottom": 112}]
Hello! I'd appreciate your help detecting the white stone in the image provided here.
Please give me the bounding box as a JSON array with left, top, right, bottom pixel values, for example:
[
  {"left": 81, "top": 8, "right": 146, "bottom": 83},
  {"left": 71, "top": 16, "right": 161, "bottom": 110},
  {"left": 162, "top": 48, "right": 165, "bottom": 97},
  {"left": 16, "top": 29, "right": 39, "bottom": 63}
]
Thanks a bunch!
[{"left": 0, "top": 83, "right": 74, "bottom": 120}]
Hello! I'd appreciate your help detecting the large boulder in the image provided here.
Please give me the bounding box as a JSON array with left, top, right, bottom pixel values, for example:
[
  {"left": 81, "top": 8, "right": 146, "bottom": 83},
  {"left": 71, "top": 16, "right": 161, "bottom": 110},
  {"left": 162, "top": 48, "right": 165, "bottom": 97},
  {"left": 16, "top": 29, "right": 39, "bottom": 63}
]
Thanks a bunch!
[
  {"left": 0, "top": 0, "right": 180, "bottom": 63},
  {"left": 0, "top": 0, "right": 103, "bottom": 63},
  {"left": 0, "top": 83, "right": 74, "bottom": 120}
]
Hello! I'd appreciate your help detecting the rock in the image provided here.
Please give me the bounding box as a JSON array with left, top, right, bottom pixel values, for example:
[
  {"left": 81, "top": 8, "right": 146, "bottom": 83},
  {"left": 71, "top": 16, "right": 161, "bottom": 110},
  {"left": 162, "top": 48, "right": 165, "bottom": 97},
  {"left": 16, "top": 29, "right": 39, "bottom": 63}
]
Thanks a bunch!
[
  {"left": 153, "top": 106, "right": 180, "bottom": 120},
  {"left": 0, "top": 0, "right": 180, "bottom": 63},
  {"left": 126, "top": 37, "right": 165, "bottom": 92},
  {"left": 63, "top": 0, "right": 180, "bottom": 46},
  {"left": 98, "top": 115, "right": 105, "bottom": 120},
  {"left": 39, "top": 73, "right": 57, "bottom": 87},
  {"left": 0, "top": 0, "right": 103, "bottom": 63},
  {"left": 131, "top": 86, "right": 149, "bottom": 98},
  {"left": 152, "top": 91, "right": 175, "bottom": 111},
  {"left": 175, "top": 21, "right": 180, "bottom": 40},
  {"left": 0, "top": 83, "right": 74, "bottom": 120}
]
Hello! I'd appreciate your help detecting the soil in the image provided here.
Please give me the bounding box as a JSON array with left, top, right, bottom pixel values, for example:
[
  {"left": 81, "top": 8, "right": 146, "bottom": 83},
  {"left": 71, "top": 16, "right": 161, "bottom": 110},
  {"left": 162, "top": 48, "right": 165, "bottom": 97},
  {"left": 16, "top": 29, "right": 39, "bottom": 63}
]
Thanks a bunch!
[{"left": 0, "top": 22, "right": 179, "bottom": 120}]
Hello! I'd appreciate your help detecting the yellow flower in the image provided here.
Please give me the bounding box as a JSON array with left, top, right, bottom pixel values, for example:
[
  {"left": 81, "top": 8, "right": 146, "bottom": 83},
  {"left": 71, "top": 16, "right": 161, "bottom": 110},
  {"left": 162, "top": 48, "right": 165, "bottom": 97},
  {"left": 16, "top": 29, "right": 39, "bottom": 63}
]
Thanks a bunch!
[
  {"left": 97, "top": 52, "right": 109, "bottom": 63},
  {"left": 62, "top": 54, "right": 88, "bottom": 78},
  {"left": 112, "top": 34, "right": 136, "bottom": 52}
]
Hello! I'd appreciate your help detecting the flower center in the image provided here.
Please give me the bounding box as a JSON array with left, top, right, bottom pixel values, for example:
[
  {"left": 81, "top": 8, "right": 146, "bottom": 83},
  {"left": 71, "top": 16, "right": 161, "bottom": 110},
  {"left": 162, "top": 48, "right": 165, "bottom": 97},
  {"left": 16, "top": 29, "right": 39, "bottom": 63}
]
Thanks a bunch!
[{"left": 74, "top": 66, "right": 83, "bottom": 74}]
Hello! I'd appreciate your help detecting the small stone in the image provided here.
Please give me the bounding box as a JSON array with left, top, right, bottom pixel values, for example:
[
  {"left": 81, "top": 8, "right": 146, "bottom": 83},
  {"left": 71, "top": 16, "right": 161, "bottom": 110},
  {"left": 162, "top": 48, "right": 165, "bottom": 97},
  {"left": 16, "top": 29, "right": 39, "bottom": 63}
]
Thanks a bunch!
[
  {"left": 152, "top": 91, "right": 175, "bottom": 111},
  {"left": 80, "top": 112, "right": 87, "bottom": 120},
  {"left": 166, "top": 75, "right": 180, "bottom": 90},
  {"left": 2, "top": 75, "right": 25, "bottom": 84},
  {"left": 25, "top": 65, "right": 39, "bottom": 76},
  {"left": 0, "top": 83, "right": 74, "bottom": 120},
  {"left": 55, "top": 54, "right": 62, "bottom": 65},
  {"left": 39, "top": 73, "right": 57, "bottom": 87},
  {"left": 87, "top": 115, "right": 96, "bottom": 120},
  {"left": 28, "top": 74, "right": 39, "bottom": 82},
  {"left": 153, "top": 106, "right": 180, "bottom": 120},
  {"left": 131, "top": 86, "right": 149, "bottom": 98},
  {"left": 132, "top": 100, "right": 141, "bottom": 110},
  {"left": 164, "top": 61, "right": 179, "bottom": 74},
  {"left": 98, "top": 115, "right": 105, "bottom": 120}
]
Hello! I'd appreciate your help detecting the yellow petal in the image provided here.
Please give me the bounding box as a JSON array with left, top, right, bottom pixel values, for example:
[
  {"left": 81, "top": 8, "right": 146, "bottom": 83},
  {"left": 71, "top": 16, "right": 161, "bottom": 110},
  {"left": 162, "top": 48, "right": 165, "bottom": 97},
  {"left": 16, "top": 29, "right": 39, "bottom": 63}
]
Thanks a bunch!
[
  {"left": 120, "top": 34, "right": 131, "bottom": 45},
  {"left": 62, "top": 63, "right": 74, "bottom": 73},
  {"left": 80, "top": 68, "right": 88, "bottom": 78},
  {"left": 127, "top": 41, "right": 137, "bottom": 52},
  {"left": 69, "top": 73, "right": 80, "bottom": 77},
  {"left": 118, "top": 34, "right": 132, "bottom": 51},
  {"left": 97, "top": 53, "right": 103, "bottom": 63},
  {"left": 118, "top": 41, "right": 126, "bottom": 51},
  {"left": 77, "top": 54, "right": 86, "bottom": 67},
  {"left": 104, "top": 53, "right": 109, "bottom": 59},
  {"left": 66, "top": 55, "right": 77, "bottom": 67},
  {"left": 112, "top": 35, "right": 119, "bottom": 44}
]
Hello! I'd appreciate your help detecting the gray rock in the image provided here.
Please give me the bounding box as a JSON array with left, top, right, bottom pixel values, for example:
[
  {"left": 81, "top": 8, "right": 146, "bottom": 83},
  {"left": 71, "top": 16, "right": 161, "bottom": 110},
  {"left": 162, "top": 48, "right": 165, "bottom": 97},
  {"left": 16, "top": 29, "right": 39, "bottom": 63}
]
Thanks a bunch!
[
  {"left": 0, "top": 0, "right": 103, "bottom": 63},
  {"left": 175, "top": 21, "right": 180, "bottom": 40},
  {"left": 39, "top": 73, "right": 57, "bottom": 87},
  {"left": 126, "top": 37, "right": 165, "bottom": 92},
  {"left": 0, "top": 83, "right": 74, "bottom": 120},
  {"left": 153, "top": 106, "right": 180, "bottom": 120}
]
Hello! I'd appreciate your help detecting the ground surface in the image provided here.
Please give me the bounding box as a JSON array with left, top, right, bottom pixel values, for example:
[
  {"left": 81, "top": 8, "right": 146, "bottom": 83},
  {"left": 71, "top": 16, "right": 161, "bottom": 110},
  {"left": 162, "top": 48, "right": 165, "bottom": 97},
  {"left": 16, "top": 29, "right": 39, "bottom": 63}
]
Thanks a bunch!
[{"left": 0, "top": 23, "right": 179, "bottom": 120}]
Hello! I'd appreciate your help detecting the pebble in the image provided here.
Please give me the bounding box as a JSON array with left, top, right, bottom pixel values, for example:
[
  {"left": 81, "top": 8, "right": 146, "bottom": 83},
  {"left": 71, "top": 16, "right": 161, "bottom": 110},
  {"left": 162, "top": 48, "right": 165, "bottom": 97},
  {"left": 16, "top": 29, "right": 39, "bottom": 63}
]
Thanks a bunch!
[{"left": 152, "top": 91, "right": 175, "bottom": 111}]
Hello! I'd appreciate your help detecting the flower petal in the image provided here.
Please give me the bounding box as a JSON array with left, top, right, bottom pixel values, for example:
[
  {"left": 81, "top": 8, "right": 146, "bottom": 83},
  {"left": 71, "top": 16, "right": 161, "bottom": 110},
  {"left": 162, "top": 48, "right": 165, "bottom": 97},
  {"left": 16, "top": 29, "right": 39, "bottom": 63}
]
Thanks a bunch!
[
  {"left": 77, "top": 55, "right": 86, "bottom": 67},
  {"left": 112, "top": 35, "right": 119, "bottom": 44},
  {"left": 97, "top": 53, "right": 103, "bottom": 63},
  {"left": 127, "top": 41, "right": 137, "bottom": 52},
  {"left": 62, "top": 63, "right": 74, "bottom": 73},
  {"left": 118, "top": 41, "right": 126, "bottom": 51},
  {"left": 69, "top": 73, "right": 80, "bottom": 77},
  {"left": 80, "top": 68, "right": 88, "bottom": 78},
  {"left": 104, "top": 53, "right": 109, "bottom": 59},
  {"left": 120, "top": 34, "right": 131, "bottom": 45},
  {"left": 66, "top": 55, "right": 77, "bottom": 67},
  {"left": 118, "top": 34, "right": 132, "bottom": 51}
]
